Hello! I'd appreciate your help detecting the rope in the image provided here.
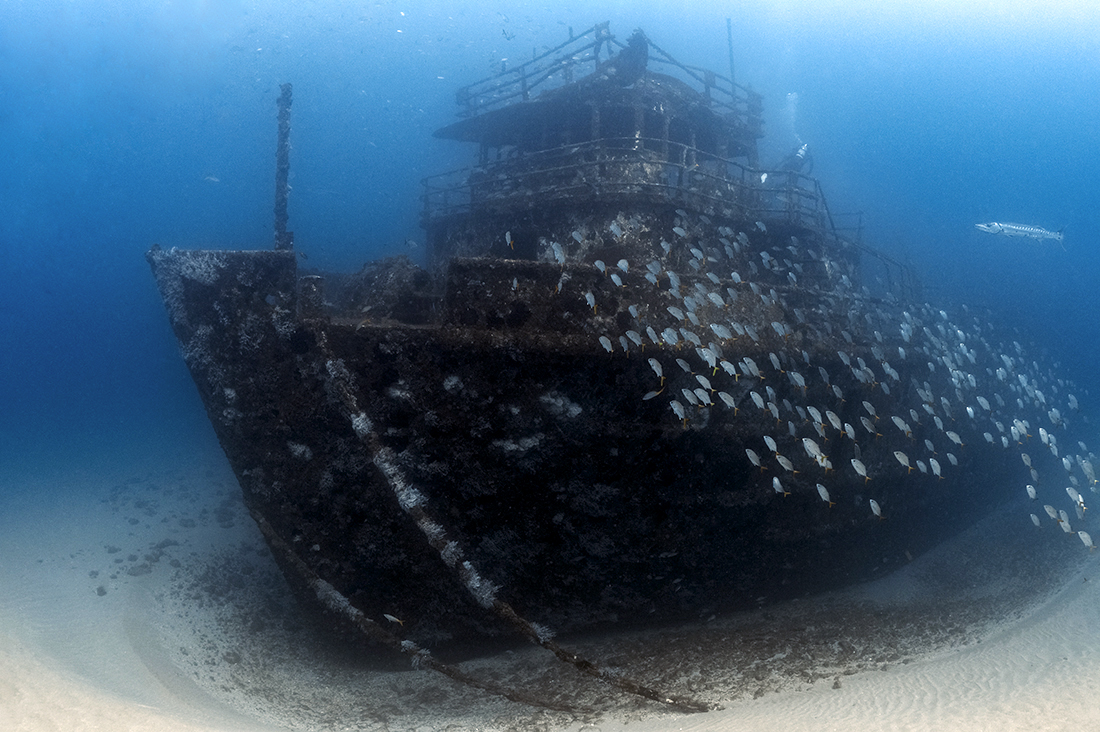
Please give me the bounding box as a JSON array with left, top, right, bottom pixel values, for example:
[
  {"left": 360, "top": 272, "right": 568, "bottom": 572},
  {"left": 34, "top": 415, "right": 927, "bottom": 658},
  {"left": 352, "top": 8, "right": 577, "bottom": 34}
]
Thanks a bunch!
[
  {"left": 310, "top": 324, "right": 715, "bottom": 714},
  {"left": 249, "top": 508, "right": 585, "bottom": 714}
]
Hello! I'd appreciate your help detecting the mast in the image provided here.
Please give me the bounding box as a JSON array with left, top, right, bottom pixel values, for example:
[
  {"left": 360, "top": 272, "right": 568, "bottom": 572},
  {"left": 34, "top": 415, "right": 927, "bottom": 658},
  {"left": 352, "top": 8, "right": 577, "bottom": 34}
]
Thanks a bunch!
[
  {"left": 274, "top": 83, "right": 294, "bottom": 251},
  {"left": 726, "top": 18, "right": 735, "bottom": 88}
]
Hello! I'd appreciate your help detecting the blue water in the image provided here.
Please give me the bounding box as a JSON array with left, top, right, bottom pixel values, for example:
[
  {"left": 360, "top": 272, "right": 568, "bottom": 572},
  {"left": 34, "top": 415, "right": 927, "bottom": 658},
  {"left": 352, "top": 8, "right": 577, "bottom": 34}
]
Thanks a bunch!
[
  {"left": 2, "top": 1, "right": 1098, "bottom": 465},
  {"left": 2, "top": 2, "right": 1099, "bottom": 727}
]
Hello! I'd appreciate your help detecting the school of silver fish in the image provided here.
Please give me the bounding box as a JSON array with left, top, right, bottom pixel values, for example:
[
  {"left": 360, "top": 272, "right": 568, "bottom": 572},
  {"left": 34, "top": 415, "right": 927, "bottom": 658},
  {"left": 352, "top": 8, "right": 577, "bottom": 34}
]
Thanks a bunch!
[{"left": 557, "top": 210, "right": 1092, "bottom": 552}]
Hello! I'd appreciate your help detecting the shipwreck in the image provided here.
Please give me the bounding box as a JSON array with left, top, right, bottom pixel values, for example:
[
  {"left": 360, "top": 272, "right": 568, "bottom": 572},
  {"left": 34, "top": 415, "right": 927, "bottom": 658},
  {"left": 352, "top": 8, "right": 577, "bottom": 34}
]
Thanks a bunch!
[{"left": 148, "top": 22, "right": 1072, "bottom": 710}]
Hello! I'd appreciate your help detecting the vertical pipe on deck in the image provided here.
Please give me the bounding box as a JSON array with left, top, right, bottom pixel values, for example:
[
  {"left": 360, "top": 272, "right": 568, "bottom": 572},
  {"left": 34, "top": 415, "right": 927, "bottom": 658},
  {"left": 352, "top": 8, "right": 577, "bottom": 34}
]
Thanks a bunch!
[
  {"left": 274, "top": 83, "right": 294, "bottom": 251},
  {"left": 726, "top": 18, "right": 736, "bottom": 89}
]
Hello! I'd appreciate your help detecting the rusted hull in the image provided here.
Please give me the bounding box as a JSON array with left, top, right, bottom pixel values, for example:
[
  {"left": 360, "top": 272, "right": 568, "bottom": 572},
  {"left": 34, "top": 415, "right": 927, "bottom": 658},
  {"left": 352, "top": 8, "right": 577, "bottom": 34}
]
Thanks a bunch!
[{"left": 148, "top": 247, "right": 1016, "bottom": 648}]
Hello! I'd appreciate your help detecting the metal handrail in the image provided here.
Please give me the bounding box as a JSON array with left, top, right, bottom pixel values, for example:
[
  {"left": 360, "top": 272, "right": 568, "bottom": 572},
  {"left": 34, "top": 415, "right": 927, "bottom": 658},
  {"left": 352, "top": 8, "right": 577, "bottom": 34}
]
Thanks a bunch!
[
  {"left": 630, "top": 35, "right": 761, "bottom": 121},
  {"left": 422, "top": 137, "right": 826, "bottom": 229},
  {"left": 420, "top": 137, "right": 922, "bottom": 300},
  {"left": 451, "top": 23, "right": 764, "bottom": 133},
  {"left": 455, "top": 24, "right": 611, "bottom": 118}
]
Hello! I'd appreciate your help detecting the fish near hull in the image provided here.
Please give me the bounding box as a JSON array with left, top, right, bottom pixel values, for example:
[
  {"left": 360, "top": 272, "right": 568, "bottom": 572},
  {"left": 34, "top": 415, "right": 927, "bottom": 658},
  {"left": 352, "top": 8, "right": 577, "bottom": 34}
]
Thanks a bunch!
[{"left": 148, "top": 246, "right": 1024, "bottom": 650}]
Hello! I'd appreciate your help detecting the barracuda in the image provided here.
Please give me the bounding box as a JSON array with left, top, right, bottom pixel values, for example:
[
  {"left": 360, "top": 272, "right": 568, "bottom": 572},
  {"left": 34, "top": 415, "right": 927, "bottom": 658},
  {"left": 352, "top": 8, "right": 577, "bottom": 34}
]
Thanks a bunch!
[{"left": 975, "top": 221, "right": 1065, "bottom": 246}]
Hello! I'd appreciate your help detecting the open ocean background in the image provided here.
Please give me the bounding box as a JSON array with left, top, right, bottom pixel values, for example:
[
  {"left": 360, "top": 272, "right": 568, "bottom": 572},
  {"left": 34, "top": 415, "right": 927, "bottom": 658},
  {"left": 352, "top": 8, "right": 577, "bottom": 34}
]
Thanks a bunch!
[
  {"left": 2, "top": 2, "right": 1100, "bottom": 729},
  {"left": 2, "top": 1, "right": 1098, "bottom": 470}
]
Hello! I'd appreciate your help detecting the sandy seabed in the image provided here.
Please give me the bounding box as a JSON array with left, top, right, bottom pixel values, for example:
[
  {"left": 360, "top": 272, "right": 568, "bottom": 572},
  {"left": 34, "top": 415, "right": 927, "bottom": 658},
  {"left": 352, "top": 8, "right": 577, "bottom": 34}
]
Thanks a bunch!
[{"left": 1, "top": 433, "right": 1097, "bottom": 732}]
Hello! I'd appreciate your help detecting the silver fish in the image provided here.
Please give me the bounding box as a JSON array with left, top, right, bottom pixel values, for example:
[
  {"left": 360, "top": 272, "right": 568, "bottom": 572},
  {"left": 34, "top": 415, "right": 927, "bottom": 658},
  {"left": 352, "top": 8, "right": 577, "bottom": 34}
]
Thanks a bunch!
[{"left": 975, "top": 221, "right": 1064, "bottom": 246}]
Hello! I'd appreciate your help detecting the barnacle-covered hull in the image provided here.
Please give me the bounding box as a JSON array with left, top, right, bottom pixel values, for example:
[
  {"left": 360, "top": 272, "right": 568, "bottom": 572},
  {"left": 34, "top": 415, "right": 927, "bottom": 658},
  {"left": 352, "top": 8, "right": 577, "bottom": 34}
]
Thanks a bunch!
[{"left": 148, "top": 240, "right": 1024, "bottom": 649}]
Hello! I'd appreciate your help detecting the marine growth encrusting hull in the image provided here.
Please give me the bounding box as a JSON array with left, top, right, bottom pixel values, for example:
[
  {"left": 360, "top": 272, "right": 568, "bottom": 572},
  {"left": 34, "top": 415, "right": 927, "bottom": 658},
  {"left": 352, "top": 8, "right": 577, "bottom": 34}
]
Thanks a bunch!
[{"left": 148, "top": 22, "right": 1094, "bottom": 707}]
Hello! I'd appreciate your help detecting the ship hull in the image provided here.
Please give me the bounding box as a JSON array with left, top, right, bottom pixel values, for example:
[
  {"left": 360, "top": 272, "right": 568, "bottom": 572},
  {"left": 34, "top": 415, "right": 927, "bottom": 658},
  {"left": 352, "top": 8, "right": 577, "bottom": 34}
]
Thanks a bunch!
[{"left": 148, "top": 246, "right": 1019, "bottom": 649}]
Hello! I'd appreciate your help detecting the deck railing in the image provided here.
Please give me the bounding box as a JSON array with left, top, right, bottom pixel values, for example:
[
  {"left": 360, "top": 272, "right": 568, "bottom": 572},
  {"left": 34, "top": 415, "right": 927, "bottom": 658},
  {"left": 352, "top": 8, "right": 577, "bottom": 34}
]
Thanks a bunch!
[
  {"left": 452, "top": 23, "right": 762, "bottom": 136},
  {"left": 454, "top": 24, "right": 611, "bottom": 118},
  {"left": 422, "top": 137, "right": 830, "bottom": 236},
  {"left": 421, "top": 138, "right": 921, "bottom": 300}
]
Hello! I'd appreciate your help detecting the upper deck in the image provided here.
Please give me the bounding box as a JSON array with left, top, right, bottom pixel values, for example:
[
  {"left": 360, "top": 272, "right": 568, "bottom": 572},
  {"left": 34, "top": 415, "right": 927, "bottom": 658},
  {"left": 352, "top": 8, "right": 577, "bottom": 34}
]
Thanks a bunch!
[{"left": 420, "top": 23, "right": 916, "bottom": 300}]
